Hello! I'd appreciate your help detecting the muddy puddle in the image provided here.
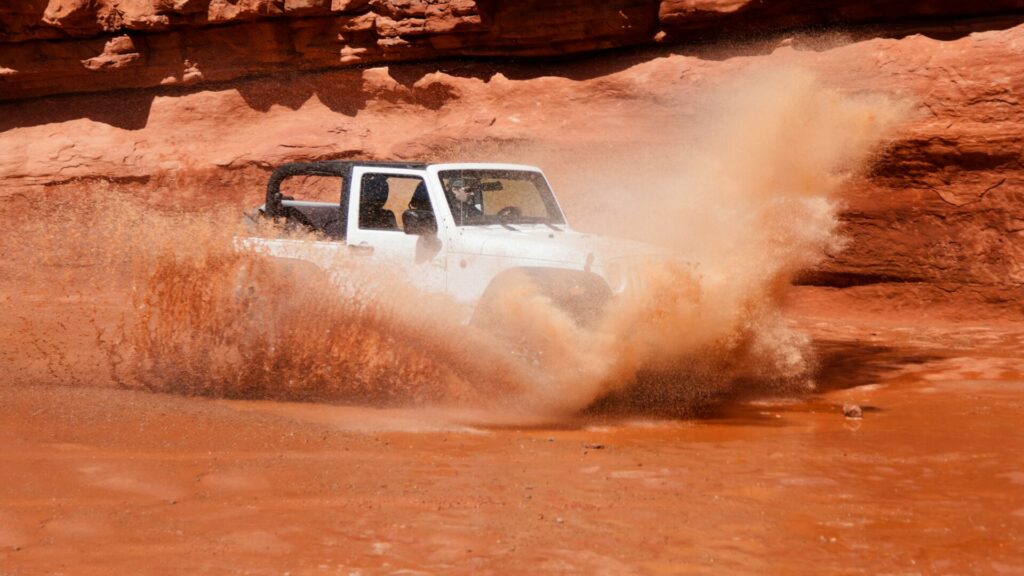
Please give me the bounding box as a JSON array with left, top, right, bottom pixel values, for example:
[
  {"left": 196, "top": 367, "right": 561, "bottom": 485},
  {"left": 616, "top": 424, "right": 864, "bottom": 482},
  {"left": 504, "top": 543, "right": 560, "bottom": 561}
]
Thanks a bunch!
[
  {"left": 2, "top": 181, "right": 1023, "bottom": 576},
  {"left": 2, "top": 300, "right": 1024, "bottom": 574}
]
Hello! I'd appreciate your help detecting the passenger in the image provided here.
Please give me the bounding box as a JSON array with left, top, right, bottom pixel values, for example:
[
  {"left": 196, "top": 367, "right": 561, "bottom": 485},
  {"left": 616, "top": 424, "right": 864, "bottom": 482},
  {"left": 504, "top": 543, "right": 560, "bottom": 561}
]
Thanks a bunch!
[
  {"left": 409, "top": 181, "right": 432, "bottom": 212},
  {"left": 359, "top": 175, "right": 398, "bottom": 230},
  {"left": 448, "top": 178, "right": 484, "bottom": 224}
]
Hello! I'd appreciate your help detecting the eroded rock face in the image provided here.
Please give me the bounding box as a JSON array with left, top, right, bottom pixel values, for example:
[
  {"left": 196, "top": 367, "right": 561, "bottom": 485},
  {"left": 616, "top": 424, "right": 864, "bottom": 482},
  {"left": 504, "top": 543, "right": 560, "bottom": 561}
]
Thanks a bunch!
[
  {"left": 2, "top": 1, "right": 1023, "bottom": 101},
  {"left": 0, "top": 0, "right": 656, "bottom": 99},
  {"left": 659, "top": 0, "right": 1024, "bottom": 35}
]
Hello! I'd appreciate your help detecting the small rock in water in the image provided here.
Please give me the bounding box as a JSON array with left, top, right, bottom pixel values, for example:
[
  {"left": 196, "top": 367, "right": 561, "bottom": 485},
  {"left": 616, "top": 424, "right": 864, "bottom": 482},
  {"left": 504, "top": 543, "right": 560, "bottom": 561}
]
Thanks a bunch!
[{"left": 843, "top": 404, "right": 863, "bottom": 419}]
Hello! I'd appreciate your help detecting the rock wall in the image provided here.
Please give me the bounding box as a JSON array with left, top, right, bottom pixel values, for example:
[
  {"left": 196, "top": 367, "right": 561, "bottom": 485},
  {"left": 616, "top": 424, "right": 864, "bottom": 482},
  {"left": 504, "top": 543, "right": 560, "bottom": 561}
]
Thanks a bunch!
[
  {"left": 1, "top": 2, "right": 1023, "bottom": 303},
  {"left": 2, "top": 1, "right": 1024, "bottom": 100}
]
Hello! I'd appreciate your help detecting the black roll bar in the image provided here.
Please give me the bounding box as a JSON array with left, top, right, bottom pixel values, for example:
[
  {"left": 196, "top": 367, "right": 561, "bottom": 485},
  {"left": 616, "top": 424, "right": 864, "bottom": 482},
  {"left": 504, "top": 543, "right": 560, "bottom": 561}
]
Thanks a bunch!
[{"left": 264, "top": 160, "right": 428, "bottom": 240}]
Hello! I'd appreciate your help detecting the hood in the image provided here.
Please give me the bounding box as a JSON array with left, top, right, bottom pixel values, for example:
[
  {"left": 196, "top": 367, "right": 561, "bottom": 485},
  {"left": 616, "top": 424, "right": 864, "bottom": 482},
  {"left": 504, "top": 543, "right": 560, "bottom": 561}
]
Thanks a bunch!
[{"left": 448, "top": 224, "right": 672, "bottom": 269}]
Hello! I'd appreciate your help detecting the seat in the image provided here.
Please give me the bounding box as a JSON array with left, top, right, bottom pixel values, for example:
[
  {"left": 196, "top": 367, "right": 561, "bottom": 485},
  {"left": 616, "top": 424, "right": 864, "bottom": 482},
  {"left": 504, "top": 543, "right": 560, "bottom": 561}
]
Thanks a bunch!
[
  {"left": 409, "top": 181, "right": 432, "bottom": 211},
  {"left": 359, "top": 176, "right": 398, "bottom": 231}
]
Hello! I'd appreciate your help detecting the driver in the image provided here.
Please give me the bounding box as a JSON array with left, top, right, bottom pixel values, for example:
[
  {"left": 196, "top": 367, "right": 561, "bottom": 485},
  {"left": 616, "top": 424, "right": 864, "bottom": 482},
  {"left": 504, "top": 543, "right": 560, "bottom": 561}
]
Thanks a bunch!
[{"left": 449, "top": 178, "right": 484, "bottom": 223}]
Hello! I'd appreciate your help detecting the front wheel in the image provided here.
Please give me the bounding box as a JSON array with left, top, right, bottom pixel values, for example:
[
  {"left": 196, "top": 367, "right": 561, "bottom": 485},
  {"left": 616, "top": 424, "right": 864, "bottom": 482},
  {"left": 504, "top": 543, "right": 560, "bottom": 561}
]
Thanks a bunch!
[{"left": 472, "top": 268, "right": 613, "bottom": 331}]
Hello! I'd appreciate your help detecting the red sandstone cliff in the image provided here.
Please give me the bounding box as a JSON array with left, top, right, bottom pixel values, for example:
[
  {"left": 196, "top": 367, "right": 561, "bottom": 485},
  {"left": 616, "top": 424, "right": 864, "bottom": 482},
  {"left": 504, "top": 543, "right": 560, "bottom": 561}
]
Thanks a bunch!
[
  {"left": 3, "top": 1, "right": 1024, "bottom": 100},
  {"left": 1, "top": 2, "right": 1023, "bottom": 304}
]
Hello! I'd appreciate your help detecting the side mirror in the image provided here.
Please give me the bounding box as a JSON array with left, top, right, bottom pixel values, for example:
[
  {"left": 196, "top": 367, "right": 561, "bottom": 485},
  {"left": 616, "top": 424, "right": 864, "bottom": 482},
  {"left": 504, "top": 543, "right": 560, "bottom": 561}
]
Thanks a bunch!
[{"left": 402, "top": 209, "right": 437, "bottom": 235}]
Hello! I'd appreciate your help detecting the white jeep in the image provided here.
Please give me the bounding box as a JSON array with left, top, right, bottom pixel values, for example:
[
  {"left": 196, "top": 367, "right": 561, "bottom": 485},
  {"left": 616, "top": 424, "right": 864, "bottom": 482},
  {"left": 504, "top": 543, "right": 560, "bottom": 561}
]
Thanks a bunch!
[{"left": 243, "top": 161, "right": 666, "bottom": 325}]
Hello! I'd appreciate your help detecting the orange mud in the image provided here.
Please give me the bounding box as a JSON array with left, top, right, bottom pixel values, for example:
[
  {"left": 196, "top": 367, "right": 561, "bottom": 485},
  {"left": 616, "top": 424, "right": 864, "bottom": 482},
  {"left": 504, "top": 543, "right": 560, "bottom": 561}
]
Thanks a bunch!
[{"left": 2, "top": 287, "right": 1024, "bottom": 574}]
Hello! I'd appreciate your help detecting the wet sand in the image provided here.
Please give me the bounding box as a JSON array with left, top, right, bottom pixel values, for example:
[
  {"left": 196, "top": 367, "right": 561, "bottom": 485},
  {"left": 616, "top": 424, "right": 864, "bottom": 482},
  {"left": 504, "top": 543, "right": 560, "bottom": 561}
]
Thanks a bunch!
[{"left": 2, "top": 287, "right": 1024, "bottom": 574}]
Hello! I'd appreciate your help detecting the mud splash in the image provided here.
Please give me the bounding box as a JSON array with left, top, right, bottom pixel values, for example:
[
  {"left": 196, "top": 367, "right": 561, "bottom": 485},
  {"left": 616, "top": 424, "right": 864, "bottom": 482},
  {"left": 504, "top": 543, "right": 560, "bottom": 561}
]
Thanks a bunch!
[
  {"left": 3, "top": 194, "right": 533, "bottom": 406},
  {"left": 481, "top": 67, "right": 908, "bottom": 414},
  {"left": 0, "top": 67, "right": 905, "bottom": 419}
]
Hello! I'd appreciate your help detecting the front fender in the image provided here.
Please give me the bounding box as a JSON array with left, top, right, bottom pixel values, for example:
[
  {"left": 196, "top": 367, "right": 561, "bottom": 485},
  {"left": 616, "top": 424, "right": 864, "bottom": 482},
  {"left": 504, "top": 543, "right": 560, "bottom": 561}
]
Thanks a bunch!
[{"left": 472, "top": 266, "right": 612, "bottom": 328}]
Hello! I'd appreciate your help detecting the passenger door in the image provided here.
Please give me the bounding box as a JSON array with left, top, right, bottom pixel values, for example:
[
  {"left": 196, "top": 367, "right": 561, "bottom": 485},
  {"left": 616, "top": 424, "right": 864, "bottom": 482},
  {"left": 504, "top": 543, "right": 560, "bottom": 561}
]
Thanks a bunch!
[{"left": 346, "top": 168, "right": 446, "bottom": 294}]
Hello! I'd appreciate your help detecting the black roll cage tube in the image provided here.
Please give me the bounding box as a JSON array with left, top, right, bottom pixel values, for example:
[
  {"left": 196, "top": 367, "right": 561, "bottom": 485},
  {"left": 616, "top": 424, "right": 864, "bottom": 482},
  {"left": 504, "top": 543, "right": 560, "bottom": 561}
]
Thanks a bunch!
[{"left": 265, "top": 160, "right": 428, "bottom": 240}]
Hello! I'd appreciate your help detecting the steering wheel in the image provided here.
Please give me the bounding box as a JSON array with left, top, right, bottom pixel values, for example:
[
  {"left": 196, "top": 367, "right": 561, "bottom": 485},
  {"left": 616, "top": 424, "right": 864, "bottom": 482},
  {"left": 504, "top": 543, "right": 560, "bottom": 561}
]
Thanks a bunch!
[{"left": 496, "top": 205, "right": 522, "bottom": 220}]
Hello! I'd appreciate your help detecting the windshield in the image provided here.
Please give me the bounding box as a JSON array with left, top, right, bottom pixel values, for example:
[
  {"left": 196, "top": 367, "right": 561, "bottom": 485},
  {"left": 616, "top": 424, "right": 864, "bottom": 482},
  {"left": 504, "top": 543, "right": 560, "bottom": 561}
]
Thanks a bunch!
[{"left": 438, "top": 169, "right": 565, "bottom": 226}]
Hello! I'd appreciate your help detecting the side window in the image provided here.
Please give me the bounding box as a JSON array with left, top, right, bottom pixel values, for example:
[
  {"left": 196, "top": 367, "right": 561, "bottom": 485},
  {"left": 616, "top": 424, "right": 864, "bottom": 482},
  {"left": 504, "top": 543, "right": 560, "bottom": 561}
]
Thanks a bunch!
[
  {"left": 279, "top": 175, "right": 343, "bottom": 203},
  {"left": 359, "top": 174, "right": 431, "bottom": 232},
  {"left": 277, "top": 174, "right": 345, "bottom": 238}
]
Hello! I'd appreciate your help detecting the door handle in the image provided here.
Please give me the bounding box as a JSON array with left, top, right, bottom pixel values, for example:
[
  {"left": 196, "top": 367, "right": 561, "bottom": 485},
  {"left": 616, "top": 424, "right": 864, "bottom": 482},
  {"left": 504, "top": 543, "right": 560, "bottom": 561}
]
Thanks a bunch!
[{"left": 348, "top": 242, "right": 374, "bottom": 255}]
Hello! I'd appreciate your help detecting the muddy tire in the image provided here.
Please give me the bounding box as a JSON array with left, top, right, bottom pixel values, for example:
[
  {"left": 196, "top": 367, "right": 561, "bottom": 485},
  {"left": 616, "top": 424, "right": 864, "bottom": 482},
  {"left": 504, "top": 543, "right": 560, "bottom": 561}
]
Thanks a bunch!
[{"left": 473, "top": 268, "right": 612, "bottom": 330}]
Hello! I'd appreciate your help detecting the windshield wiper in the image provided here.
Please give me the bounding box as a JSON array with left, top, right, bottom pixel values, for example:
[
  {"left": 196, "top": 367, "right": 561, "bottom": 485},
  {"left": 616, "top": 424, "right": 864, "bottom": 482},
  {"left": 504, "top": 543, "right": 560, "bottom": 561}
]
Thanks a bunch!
[{"left": 542, "top": 222, "right": 563, "bottom": 232}]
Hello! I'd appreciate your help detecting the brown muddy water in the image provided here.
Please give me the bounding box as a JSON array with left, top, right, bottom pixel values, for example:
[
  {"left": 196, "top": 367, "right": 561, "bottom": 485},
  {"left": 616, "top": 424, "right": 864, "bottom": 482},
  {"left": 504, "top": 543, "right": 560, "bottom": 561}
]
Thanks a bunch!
[{"left": 2, "top": 286, "right": 1023, "bottom": 574}]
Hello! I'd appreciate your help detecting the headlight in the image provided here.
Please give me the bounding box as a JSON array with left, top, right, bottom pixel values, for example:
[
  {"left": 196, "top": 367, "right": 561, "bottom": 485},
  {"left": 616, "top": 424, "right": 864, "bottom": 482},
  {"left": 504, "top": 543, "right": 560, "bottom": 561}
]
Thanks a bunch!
[
  {"left": 599, "top": 255, "right": 697, "bottom": 296},
  {"left": 599, "top": 259, "right": 631, "bottom": 294}
]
